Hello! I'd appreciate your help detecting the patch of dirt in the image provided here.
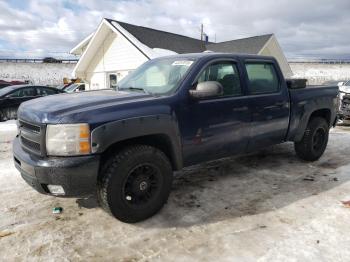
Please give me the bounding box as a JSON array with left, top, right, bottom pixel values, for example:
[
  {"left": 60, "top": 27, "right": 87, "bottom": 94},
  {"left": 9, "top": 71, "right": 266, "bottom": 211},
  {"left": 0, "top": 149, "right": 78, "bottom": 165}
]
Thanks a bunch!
[{"left": 0, "top": 231, "right": 15, "bottom": 238}]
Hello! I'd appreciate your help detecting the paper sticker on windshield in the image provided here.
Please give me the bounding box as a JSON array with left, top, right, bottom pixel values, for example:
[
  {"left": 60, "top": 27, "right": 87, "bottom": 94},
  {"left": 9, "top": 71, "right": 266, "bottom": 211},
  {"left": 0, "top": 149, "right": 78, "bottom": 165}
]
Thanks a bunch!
[{"left": 172, "top": 60, "right": 193, "bottom": 67}]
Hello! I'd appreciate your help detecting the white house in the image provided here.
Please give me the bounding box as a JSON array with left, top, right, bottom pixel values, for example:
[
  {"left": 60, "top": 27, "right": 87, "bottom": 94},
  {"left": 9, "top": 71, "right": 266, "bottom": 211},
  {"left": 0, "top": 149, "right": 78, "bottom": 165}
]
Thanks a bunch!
[{"left": 71, "top": 18, "right": 293, "bottom": 90}]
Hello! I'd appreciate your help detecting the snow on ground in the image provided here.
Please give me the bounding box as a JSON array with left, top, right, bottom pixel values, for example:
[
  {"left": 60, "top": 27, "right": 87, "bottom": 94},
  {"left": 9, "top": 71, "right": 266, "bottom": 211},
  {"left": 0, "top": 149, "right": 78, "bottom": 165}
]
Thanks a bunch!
[
  {"left": 1, "top": 121, "right": 350, "bottom": 261},
  {"left": 0, "top": 120, "right": 16, "bottom": 132}
]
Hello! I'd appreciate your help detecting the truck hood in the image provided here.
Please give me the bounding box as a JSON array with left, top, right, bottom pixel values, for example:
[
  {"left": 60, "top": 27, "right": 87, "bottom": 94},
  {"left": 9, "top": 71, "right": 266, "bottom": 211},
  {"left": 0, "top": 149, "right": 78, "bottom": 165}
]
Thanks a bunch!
[{"left": 18, "top": 89, "right": 154, "bottom": 124}]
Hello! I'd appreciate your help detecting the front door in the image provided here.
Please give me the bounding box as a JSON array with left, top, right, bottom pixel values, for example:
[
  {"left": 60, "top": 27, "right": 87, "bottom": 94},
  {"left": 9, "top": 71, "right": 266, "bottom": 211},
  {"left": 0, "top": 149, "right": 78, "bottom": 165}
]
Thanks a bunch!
[{"left": 180, "top": 60, "right": 251, "bottom": 166}]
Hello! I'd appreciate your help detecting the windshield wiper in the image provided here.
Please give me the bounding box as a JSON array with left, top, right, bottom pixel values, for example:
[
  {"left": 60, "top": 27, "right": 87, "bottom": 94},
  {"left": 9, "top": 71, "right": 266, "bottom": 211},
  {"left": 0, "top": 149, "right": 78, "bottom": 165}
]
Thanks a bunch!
[
  {"left": 126, "top": 87, "right": 146, "bottom": 92},
  {"left": 120, "top": 86, "right": 153, "bottom": 95}
]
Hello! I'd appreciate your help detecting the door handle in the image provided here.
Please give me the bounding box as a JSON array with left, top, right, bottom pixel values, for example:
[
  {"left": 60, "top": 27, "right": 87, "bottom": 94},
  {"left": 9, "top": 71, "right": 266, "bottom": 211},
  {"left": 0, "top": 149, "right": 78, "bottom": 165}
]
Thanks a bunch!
[
  {"left": 233, "top": 106, "right": 248, "bottom": 112},
  {"left": 275, "top": 101, "right": 285, "bottom": 107}
]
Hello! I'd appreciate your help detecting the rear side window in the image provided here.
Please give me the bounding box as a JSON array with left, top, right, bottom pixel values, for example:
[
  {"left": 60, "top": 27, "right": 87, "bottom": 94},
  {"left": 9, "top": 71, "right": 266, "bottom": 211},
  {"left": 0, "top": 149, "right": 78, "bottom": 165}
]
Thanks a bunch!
[
  {"left": 7, "top": 87, "right": 36, "bottom": 98},
  {"left": 37, "top": 87, "right": 56, "bottom": 96},
  {"left": 198, "top": 61, "right": 242, "bottom": 97},
  {"left": 245, "top": 63, "right": 279, "bottom": 94}
]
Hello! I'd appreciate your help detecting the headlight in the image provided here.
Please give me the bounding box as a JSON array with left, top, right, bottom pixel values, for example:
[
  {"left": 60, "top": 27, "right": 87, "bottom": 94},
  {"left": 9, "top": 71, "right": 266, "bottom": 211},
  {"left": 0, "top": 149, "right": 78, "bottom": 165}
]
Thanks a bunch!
[{"left": 46, "top": 124, "right": 90, "bottom": 156}]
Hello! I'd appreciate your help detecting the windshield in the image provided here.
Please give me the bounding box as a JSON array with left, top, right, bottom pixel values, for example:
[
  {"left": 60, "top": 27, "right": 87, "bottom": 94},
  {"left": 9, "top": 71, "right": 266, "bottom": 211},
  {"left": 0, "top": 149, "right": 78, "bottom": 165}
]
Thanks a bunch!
[
  {"left": 0, "top": 86, "right": 15, "bottom": 97},
  {"left": 345, "top": 80, "right": 350, "bottom": 86},
  {"left": 65, "top": 84, "right": 80, "bottom": 92},
  {"left": 117, "top": 57, "right": 195, "bottom": 95},
  {"left": 56, "top": 84, "right": 66, "bottom": 90}
]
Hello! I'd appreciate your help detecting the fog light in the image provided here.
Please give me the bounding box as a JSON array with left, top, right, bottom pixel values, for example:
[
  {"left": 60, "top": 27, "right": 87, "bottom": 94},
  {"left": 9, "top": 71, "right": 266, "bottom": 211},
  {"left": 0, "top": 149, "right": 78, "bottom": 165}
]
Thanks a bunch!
[{"left": 47, "top": 185, "right": 65, "bottom": 195}]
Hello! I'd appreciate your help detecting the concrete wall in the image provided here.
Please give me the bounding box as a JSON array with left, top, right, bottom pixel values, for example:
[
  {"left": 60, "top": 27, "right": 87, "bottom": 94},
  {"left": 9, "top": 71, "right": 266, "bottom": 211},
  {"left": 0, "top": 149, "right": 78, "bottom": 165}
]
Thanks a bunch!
[
  {"left": 1, "top": 60, "right": 350, "bottom": 88},
  {"left": 290, "top": 62, "right": 350, "bottom": 85},
  {"left": 0, "top": 62, "right": 76, "bottom": 86}
]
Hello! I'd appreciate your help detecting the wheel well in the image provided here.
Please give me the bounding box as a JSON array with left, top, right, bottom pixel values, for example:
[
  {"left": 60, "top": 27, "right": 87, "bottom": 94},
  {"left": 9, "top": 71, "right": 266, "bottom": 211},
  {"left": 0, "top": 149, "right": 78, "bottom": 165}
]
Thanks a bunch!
[
  {"left": 309, "top": 109, "right": 331, "bottom": 126},
  {"left": 100, "top": 134, "right": 177, "bottom": 171}
]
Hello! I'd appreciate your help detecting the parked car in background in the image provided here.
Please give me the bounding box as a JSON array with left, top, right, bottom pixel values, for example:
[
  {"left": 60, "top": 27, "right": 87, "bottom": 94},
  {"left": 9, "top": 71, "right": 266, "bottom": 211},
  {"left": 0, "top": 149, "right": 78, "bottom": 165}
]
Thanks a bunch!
[
  {"left": 0, "top": 80, "right": 11, "bottom": 89},
  {"left": 64, "top": 83, "right": 85, "bottom": 93},
  {"left": 0, "top": 85, "right": 64, "bottom": 121},
  {"left": 56, "top": 82, "right": 74, "bottom": 90},
  {"left": 0, "top": 80, "right": 28, "bottom": 89},
  {"left": 56, "top": 84, "right": 69, "bottom": 90},
  {"left": 338, "top": 80, "right": 350, "bottom": 120},
  {"left": 323, "top": 80, "right": 347, "bottom": 87},
  {"left": 43, "top": 57, "right": 61, "bottom": 63},
  {"left": 0, "top": 83, "right": 11, "bottom": 89}
]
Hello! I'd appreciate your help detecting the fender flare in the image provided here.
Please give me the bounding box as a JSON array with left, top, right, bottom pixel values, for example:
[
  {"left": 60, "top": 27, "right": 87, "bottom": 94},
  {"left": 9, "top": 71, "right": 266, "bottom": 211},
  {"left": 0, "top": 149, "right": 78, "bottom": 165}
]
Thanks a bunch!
[
  {"left": 293, "top": 107, "right": 333, "bottom": 142},
  {"left": 91, "top": 114, "right": 183, "bottom": 170}
]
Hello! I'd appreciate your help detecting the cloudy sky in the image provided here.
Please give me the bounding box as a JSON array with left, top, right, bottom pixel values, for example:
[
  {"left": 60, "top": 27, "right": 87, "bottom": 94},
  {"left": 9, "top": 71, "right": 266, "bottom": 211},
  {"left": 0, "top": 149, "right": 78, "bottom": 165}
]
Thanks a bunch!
[{"left": 0, "top": 0, "right": 349, "bottom": 59}]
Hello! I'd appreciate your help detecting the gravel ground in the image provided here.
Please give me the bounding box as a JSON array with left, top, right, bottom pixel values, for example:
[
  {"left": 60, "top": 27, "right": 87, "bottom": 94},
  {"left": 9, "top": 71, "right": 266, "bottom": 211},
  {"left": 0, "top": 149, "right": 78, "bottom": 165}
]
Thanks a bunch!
[{"left": 1, "top": 121, "right": 350, "bottom": 261}]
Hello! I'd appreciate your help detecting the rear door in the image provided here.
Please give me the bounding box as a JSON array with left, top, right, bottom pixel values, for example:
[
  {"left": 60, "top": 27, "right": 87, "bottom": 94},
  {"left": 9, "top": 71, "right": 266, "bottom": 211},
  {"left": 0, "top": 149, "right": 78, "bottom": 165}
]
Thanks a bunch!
[
  {"left": 180, "top": 59, "right": 251, "bottom": 166},
  {"left": 243, "top": 60, "right": 290, "bottom": 150}
]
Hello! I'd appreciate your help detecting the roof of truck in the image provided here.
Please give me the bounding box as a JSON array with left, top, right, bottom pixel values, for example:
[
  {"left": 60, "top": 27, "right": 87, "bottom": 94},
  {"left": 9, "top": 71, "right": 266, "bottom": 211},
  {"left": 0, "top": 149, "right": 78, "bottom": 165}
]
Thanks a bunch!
[{"left": 150, "top": 52, "right": 276, "bottom": 61}]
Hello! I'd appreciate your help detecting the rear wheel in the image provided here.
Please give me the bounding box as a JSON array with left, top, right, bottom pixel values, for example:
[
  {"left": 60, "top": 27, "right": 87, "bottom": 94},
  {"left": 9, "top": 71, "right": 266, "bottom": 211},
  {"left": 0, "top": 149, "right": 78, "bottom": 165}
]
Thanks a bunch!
[
  {"left": 97, "top": 145, "right": 173, "bottom": 223},
  {"left": 294, "top": 117, "right": 329, "bottom": 161}
]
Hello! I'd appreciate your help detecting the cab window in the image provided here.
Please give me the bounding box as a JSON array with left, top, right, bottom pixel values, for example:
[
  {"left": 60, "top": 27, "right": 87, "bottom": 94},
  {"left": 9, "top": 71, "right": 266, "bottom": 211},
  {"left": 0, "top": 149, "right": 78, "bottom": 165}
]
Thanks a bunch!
[
  {"left": 197, "top": 61, "right": 242, "bottom": 97},
  {"left": 245, "top": 63, "right": 279, "bottom": 94}
]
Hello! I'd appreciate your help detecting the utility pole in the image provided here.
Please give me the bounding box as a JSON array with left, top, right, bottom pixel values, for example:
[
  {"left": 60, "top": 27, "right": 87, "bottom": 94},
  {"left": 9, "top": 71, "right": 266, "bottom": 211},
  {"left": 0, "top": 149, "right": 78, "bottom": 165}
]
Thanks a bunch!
[{"left": 200, "top": 23, "right": 203, "bottom": 41}]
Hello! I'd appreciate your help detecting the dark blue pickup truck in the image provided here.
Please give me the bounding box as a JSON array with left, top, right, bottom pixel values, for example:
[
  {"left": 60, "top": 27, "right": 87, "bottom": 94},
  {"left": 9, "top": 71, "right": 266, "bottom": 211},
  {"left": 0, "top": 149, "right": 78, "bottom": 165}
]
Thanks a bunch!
[{"left": 13, "top": 53, "right": 338, "bottom": 223}]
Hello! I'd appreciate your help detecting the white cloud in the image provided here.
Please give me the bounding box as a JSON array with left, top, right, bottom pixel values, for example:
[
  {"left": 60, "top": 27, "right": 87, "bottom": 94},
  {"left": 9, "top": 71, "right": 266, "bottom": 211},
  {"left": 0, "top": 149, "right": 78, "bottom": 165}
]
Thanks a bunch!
[{"left": 0, "top": 0, "right": 349, "bottom": 59}]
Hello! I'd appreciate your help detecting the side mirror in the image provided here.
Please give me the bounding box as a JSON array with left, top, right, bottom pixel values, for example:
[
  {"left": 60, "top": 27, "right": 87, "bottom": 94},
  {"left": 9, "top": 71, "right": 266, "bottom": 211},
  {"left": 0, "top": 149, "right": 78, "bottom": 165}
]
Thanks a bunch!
[{"left": 189, "top": 81, "right": 223, "bottom": 99}]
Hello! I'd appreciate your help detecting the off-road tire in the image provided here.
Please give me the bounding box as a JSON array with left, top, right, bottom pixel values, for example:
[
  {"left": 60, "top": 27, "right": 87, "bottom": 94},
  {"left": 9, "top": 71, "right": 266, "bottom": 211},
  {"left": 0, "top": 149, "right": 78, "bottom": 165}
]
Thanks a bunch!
[
  {"left": 97, "top": 145, "right": 173, "bottom": 223},
  {"left": 294, "top": 117, "right": 329, "bottom": 161}
]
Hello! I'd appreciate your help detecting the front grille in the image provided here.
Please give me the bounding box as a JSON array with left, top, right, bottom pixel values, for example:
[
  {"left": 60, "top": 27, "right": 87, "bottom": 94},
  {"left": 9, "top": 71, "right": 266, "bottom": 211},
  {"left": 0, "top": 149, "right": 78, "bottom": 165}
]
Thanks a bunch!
[
  {"left": 21, "top": 136, "right": 41, "bottom": 152},
  {"left": 19, "top": 120, "right": 41, "bottom": 133},
  {"left": 18, "top": 119, "right": 45, "bottom": 156}
]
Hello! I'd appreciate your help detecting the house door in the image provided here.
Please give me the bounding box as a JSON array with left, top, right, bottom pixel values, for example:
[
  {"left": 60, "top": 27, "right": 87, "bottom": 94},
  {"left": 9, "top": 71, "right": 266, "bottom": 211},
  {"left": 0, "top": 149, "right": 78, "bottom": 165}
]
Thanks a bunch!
[{"left": 107, "top": 73, "right": 118, "bottom": 89}]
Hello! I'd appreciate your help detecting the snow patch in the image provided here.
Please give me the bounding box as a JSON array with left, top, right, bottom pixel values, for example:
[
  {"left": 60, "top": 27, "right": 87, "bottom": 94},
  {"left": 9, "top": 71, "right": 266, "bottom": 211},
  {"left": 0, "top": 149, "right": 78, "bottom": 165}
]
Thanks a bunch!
[{"left": 0, "top": 120, "right": 17, "bottom": 132}]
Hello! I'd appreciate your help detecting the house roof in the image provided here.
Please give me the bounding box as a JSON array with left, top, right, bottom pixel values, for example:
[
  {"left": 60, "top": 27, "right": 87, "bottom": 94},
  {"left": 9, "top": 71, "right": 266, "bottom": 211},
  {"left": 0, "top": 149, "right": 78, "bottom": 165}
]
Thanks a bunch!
[
  {"left": 206, "top": 34, "right": 273, "bottom": 54},
  {"left": 106, "top": 19, "right": 207, "bottom": 54},
  {"left": 72, "top": 18, "right": 274, "bottom": 57},
  {"left": 70, "top": 33, "right": 94, "bottom": 55},
  {"left": 106, "top": 19, "right": 273, "bottom": 55},
  {"left": 72, "top": 19, "right": 292, "bottom": 78}
]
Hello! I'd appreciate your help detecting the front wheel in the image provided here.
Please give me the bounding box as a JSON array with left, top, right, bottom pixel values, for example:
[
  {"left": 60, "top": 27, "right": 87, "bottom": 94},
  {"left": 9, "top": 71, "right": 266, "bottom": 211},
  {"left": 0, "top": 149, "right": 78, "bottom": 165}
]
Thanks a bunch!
[
  {"left": 294, "top": 117, "right": 329, "bottom": 161},
  {"left": 97, "top": 145, "right": 173, "bottom": 223}
]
